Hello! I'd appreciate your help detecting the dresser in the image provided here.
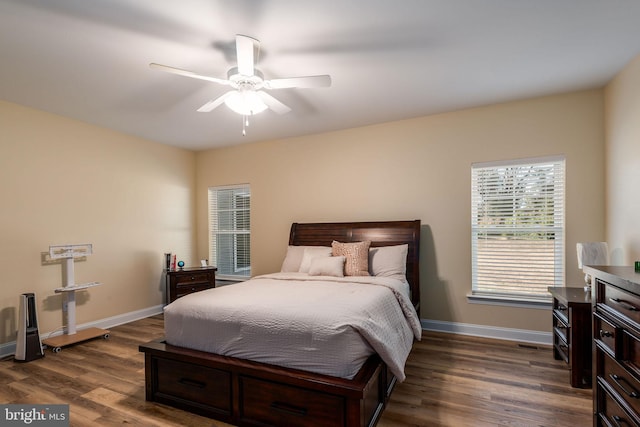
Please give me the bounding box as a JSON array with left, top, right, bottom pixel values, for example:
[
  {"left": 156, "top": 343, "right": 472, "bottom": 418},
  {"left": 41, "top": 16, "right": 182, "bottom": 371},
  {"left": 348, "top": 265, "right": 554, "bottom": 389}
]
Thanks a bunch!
[
  {"left": 166, "top": 266, "right": 217, "bottom": 304},
  {"left": 548, "top": 286, "right": 592, "bottom": 388},
  {"left": 587, "top": 266, "right": 640, "bottom": 426}
]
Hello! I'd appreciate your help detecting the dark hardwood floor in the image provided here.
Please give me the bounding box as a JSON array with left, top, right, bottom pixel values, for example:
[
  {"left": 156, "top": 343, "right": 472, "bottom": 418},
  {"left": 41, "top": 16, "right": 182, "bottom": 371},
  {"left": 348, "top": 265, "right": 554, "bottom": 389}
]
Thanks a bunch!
[
  {"left": 381, "top": 333, "right": 592, "bottom": 426},
  {"left": 0, "top": 315, "right": 592, "bottom": 426}
]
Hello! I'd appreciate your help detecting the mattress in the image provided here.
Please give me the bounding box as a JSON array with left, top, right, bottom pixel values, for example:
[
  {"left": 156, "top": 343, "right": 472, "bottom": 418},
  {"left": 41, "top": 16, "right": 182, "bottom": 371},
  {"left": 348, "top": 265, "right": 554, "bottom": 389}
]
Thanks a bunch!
[{"left": 164, "top": 272, "right": 421, "bottom": 380}]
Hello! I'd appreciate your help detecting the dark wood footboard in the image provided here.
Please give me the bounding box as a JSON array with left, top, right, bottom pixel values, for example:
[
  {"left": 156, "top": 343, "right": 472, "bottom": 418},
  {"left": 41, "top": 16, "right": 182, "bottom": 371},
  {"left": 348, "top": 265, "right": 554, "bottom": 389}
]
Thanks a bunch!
[{"left": 140, "top": 339, "right": 394, "bottom": 427}]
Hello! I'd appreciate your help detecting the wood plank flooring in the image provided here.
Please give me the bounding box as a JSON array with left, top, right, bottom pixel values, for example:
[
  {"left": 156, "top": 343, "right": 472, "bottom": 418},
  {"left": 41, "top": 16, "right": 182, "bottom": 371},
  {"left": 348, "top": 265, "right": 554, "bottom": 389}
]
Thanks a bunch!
[
  {"left": 381, "top": 333, "right": 592, "bottom": 426},
  {"left": 0, "top": 315, "right": 592, "bottom": 426}
]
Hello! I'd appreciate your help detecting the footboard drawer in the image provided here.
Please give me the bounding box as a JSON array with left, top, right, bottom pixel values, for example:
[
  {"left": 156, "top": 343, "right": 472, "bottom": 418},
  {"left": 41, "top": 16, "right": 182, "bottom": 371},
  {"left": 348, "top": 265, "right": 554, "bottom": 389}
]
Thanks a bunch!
[
  {"left": 154, "top": 358, "right": 231, "bottom": 417},
  {"left": 239, "top": 376, "right": 345, "bottom": 427}
]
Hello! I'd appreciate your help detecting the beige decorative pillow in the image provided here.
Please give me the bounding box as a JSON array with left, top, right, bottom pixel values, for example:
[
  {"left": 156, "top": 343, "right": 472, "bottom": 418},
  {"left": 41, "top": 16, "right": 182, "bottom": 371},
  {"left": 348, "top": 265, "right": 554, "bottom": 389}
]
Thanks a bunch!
[
  {"left": 308, "top": 256, "right": 346, "bottom": 277},
  {"left": 332, "top": 240, "right": 371, "bottom": 276}
]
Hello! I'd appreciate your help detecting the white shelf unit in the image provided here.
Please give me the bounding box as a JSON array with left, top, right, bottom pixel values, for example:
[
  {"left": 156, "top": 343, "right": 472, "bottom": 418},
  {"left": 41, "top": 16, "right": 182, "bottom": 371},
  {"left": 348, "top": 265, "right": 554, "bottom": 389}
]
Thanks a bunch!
[{"left": 43, "top": 244, "right": 109, "bottom": 352}]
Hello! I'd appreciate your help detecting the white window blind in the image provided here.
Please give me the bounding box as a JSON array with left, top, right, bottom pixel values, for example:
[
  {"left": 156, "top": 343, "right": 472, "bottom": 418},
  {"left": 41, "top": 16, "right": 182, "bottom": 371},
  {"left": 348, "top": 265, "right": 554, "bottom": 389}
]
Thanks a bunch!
[
  {"left": 471, "top": 156, "right": 565, "bottom": 300},
  {"left": 208, "top": 184, "right": 250, "bottom": 280}
]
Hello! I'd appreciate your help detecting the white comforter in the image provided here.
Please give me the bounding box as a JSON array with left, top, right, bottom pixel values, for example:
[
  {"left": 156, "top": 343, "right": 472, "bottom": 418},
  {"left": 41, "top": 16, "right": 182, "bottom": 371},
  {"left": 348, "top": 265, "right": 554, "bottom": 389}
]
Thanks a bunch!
[{"left": 164, "top": 272, "right": 421, "bottom": 381}]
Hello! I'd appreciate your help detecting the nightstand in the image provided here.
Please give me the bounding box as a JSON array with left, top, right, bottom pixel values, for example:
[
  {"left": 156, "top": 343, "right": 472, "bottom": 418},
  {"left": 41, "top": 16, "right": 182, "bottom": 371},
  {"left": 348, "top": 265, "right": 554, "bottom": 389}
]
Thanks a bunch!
[
  {"left": 548, "top": 286, "right": 592, "bottom": 388},
  {"left": 166, "top": 266, "right": 217, "bottom": 304}
]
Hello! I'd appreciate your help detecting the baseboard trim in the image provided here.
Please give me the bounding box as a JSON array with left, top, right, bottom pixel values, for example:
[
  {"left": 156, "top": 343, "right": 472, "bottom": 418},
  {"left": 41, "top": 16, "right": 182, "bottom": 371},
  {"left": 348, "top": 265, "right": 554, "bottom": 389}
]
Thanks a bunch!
[
  {"left": 0, "top": 305, "right": 164, "bottom": 359},
  {"left": 421, "top": 319, "right": 552, "bottom": 346}
]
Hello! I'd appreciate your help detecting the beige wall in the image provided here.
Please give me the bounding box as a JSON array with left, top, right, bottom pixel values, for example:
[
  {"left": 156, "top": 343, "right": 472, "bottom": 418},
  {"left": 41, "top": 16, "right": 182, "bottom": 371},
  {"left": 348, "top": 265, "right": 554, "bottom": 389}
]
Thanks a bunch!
[
  {"left": 0, "top": 100, "right": 196, "bottom": 346},
  {"left": 604, "top": 55, "right": 640, "bottom": 264},
  {"left": 0, "top": 86, "right": 608, "bottom": 347},
  {"left": 196, "top": 89, "right": 606, "bottom": 333}
]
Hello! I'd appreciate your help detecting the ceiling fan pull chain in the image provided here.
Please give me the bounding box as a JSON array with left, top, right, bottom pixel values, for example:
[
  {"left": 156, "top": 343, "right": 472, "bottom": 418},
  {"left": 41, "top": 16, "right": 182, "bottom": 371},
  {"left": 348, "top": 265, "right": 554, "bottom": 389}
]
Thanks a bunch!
[{"left": 242, "top": 114, "right": 247, "bottom": 136}]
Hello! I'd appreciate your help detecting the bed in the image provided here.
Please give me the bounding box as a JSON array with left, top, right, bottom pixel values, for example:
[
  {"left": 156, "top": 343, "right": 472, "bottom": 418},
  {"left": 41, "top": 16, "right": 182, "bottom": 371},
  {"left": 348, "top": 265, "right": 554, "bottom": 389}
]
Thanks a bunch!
[{"left": 139, "top": 220, "right": 421, "bottom": 427}]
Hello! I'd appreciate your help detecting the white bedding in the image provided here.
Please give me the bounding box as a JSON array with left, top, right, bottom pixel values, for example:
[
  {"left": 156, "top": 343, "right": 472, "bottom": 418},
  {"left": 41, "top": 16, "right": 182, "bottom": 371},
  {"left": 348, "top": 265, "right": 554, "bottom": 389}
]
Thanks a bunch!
[{"left": 164, "top": 272, "right": 421, "bottom": 381}]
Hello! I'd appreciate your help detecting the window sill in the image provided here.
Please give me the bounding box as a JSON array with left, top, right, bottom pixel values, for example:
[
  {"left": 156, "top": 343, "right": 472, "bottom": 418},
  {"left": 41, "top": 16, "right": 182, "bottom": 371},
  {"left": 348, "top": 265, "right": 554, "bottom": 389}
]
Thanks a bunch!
[
  {"left": 466, "top": 293, "right": 552, "bottom": 309},
  {"left": 216, "top": 279, "right": 246, "bottom": 287}
]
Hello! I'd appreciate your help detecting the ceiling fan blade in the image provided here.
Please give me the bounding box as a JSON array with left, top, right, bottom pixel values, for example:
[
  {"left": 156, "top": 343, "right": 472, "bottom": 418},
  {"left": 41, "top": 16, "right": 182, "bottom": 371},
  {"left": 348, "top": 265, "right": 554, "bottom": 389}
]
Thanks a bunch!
[
  {"left": 149, "top": 63, "right": 230, "bottom": 86},
  {"left": 265, "top": 75, "right": 332, "bottom": 89},
  {"left": 197, "top": 92, "right": 232, "bottom": 112},
  {"left": 256, "top": 91, "right": 291, "bottom": 115},
  {"left": 236, "top": 34, "right": 258, "bottom": 76}
]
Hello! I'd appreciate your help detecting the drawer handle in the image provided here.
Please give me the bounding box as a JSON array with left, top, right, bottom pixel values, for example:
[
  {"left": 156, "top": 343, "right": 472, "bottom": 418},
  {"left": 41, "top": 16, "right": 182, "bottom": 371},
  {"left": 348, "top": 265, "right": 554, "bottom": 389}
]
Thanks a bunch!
[
  {"left": 557, "top": 306, "right": 567, "bottom": 311},
  {"left": 611, "top": 415, "right": 632, "bottom": 427},
  {"left": 190, "top": 276, "right": 195, "bottom": 280},
  {"left": 610, "top": 374, "right": 640, "bottom": 399},
  {"left": 178, "top": 378, "right": 206, "bottom": 389},
  {"left": 270, "top": 401, "right": 308, "bottom": 417},
  {"left": 609, "top": 297, "right": 639, "bottom": 312},
  {"left": 600, "top": 329, "right": 613, "bottom": 338}
]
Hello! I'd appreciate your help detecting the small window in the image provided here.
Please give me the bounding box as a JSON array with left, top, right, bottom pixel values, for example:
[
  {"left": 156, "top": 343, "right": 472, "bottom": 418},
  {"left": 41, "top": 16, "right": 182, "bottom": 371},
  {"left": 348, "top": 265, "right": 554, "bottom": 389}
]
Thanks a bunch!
[
  {"left": 208, "top": 184, "right": 250, "bottom": 280},
  {"left": 471, "top": 156, "right": 565, "bottom": 302}
]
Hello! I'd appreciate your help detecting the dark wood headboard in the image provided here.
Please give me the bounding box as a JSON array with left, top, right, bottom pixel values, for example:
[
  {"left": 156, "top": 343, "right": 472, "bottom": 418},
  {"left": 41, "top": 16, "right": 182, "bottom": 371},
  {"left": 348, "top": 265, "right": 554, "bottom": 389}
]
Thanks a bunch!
[{"left": 289, "top": 220, "right": 421, "bottom": 314}]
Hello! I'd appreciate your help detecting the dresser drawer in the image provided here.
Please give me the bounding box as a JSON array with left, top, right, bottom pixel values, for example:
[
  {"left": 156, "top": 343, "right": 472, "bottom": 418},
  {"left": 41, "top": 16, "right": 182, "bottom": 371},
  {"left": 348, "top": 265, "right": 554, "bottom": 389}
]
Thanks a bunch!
[
  {"left": 239, "top": 376, "right": 345, "bottom": 427},
  {"left": 588, "top": 267, "right": 640, "bottom": 425},
  {"left": 598, "top": 383, "right": 640, "bottom": 427},
  {"left": 595, "top": 312, "right": 619, "bottom": 358},
  {"left": 602, "top": 350, "right": 640, "bottom": 416},
  {"left": 601, "top": 282, "right": 640, "bottom": 324},
  {"left": 623, "top": 330, "right": 640, "bottom": 378},
  {"left": 155, "top": 357, "right": 231, "bottom": 414}
]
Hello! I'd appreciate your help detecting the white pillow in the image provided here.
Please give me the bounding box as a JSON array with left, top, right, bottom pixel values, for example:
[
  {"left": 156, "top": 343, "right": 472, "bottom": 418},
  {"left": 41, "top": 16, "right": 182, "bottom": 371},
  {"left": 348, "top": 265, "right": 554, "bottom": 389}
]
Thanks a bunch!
[
  {"left": 308, "top": 256, "right": 346, "bottom": 277},
  {"left": 369, "top": 244, "right": 408, "bottom": 278},
  {"left": 298, "top": 247, "right": 333, "bottom": 273},
  {"left": 280, "top": 246, "right": 330, "bottom": 272}
]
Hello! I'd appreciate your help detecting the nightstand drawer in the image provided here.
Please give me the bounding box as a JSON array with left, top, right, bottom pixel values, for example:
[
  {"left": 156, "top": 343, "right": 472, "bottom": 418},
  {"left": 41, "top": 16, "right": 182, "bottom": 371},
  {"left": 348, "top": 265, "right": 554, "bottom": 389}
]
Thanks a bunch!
[
  {"left": 175, "top": 282, "right": 212, "bottom": 298},
  {"left": 554, "top": 336, "right": 569, "bottom": 364},
  {"left": 553, "top": 304, "right": 570, "bottom": 325},
  {"left": 553, "top": 312, "right": 569, "bottom": 344},
  {"left": 173, "top": 272, "right": 211, "bottom": 284}
]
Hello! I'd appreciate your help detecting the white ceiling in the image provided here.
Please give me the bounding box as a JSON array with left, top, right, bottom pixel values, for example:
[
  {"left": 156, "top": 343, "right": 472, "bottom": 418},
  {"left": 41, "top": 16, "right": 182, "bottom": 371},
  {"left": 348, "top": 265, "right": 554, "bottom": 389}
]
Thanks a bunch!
[{"left": 2, "top": 0, "right": 640, "bottom": 151}]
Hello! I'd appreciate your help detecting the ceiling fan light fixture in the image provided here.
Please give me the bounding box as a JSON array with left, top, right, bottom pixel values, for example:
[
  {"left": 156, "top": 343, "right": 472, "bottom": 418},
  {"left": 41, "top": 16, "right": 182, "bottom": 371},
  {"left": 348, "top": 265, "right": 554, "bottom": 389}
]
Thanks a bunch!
[
  {"left": 224, "top": 90, "right": 268, "bottom": 115},
  {"left": 151, "top": 35, "right": 330, "bottom": 128}
]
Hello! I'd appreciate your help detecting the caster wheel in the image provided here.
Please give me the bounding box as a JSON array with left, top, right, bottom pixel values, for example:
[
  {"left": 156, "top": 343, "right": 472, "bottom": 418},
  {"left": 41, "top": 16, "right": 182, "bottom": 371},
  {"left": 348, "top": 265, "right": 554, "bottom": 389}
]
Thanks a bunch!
[
  {"left": 52, "top": 347, "right": 61, "bottom": 353},
  {"left": 103, "top": 333, "right": 110, "bottom": 339}
]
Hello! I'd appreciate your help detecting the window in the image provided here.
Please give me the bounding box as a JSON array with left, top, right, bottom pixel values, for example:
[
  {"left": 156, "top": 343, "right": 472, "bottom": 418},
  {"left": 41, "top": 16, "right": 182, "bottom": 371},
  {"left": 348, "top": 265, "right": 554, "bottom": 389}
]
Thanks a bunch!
[
  {"left": 471, "top": 156, "right": 565, "bottom": 302},
  {"left": 208, "top": 184, "right": 250, "bottom": 280}
]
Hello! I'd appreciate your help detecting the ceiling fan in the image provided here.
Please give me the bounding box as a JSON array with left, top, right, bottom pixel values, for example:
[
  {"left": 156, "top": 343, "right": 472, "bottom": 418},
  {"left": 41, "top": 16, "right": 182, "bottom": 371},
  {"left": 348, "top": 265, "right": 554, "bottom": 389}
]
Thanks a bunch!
[{"left": 150, "top": 34, "right": 331, "bottom": 134}]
